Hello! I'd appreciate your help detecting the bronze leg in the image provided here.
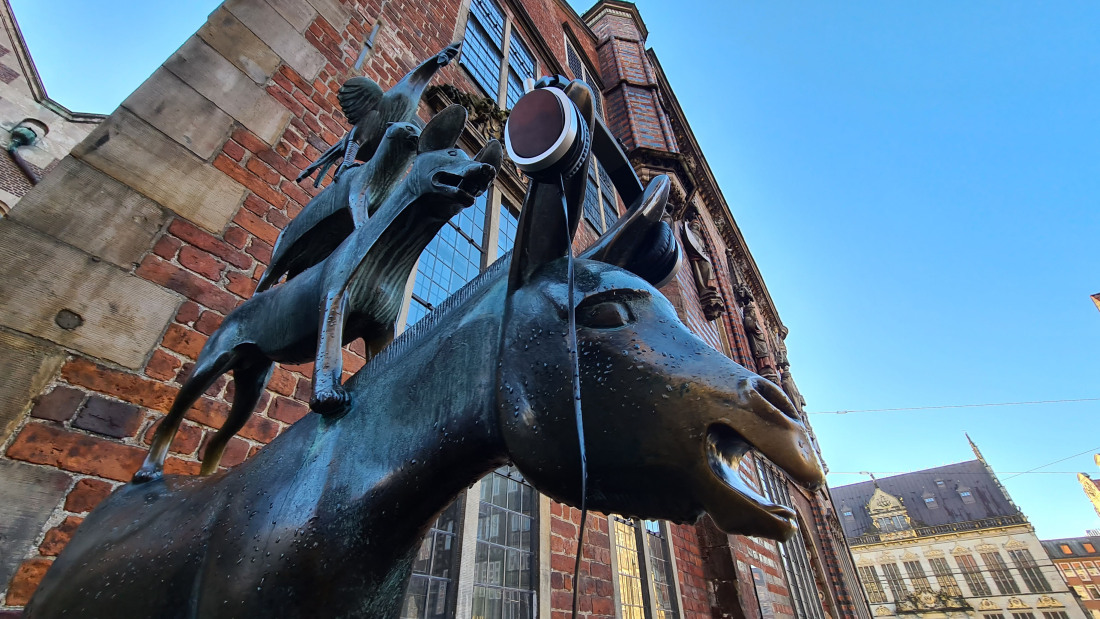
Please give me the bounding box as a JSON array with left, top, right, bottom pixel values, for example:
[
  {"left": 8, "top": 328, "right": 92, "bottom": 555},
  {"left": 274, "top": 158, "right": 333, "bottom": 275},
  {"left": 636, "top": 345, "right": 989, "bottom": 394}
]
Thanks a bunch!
[
  {"left": 310, "top": 289, "right": 350, "bottom": 416},
  {"left": 133, "top": 348, "right": 240, "bottom": 483},
  {"left": 199, "top": 361, "right": 274, "bottom": 475}
]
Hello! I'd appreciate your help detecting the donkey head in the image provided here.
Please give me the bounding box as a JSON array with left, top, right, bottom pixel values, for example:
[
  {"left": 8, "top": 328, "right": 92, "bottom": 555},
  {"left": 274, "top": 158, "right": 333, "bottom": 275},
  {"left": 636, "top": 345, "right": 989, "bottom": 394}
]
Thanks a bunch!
[
  {"left": 495, "top": 170, "right": 824, "bottom": 540},
  {"left": 403, "top": 104, "right": 503, "bottom": 218}
]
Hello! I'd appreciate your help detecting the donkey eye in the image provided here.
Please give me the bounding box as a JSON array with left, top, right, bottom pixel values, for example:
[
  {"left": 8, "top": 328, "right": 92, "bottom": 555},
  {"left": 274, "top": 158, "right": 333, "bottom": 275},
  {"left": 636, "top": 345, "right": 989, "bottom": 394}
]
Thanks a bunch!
[{"left": 577, "top": 301, "right": 632, "bottom": 329}]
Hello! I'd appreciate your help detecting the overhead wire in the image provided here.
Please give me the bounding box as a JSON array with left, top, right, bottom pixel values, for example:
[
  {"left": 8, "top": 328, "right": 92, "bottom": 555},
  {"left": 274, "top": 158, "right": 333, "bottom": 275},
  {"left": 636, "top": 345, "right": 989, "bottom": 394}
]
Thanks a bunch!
[{"left": 809, "top": 397, "right": 1100, "bottom": 415}]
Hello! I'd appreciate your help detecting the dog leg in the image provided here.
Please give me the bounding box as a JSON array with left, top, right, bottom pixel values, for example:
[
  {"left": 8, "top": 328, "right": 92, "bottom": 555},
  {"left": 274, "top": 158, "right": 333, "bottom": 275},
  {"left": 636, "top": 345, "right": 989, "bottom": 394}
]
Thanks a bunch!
[
  {"left": 134, "top": 347, "right": 240, "bottom": 483},
  {"left": 200, "top": 361, "right": 274, "bottom": 475},
  {"left": 310, "top": 289, "right": 351, "bottom": 416}
]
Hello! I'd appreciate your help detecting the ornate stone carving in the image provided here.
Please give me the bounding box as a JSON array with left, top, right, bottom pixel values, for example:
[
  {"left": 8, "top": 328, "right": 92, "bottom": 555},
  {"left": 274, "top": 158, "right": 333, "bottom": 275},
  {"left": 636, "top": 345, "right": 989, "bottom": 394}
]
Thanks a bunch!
[
  {"left": 874, "top": 606, "right": 894, "bottom": 616},
  {"left": 681, "top": 218, "right": 724, "bottom": 321},
  {"left": 426, "top": 83, "right": 509, "bottom": 142},
  {"left": 979, "top": 599, "right": 998, "bottom": 610},
  {"left": 1007, "top": 597, "right": 1029, "bottom": 609},
  {"left": 1036, "top": 595, "right": 1064, "bottom": 608}
]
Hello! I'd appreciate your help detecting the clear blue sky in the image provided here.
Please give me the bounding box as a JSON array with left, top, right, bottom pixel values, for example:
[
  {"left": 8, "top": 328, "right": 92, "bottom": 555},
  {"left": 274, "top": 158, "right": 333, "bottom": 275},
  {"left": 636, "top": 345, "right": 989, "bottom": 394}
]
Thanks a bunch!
[{"left": 13, "top": 0, "right": 1100, "bottom": 539}]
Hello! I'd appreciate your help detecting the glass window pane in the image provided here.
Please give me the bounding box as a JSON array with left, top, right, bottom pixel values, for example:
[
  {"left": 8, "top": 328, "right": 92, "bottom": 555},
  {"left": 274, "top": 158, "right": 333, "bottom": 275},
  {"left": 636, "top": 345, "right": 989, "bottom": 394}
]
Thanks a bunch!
[{"left": 461, "top": 0, "right": 505, "bottom": 98}]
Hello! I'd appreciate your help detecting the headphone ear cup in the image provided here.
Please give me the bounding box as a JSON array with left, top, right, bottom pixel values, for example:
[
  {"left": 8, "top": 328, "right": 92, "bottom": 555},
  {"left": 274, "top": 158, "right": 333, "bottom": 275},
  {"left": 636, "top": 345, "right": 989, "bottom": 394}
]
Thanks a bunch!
[{"left": 631, "top": 221, "right": 681, "bottom": 288}]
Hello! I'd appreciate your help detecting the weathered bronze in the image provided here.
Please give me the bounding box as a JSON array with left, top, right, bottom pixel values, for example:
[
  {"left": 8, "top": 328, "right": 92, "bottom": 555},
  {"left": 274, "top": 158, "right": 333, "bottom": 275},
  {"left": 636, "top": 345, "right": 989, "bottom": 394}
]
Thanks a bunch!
[
  {"left": 27, "top": 83, "right": 824, "bottom": 618},
  {"left": 133, "top": 104, "right": 501, "bottom": 482},
  {"left": 256, "top": 121, "right": 422, "bottom": 292},
  {"left": 297, "top": 42, "right": 462, "bottom": 187}
]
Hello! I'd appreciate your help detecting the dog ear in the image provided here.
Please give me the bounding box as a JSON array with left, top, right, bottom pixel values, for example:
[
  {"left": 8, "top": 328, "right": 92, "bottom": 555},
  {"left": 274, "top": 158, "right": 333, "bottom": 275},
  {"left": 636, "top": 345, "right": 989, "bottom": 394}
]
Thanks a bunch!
[
  {"left": 419, "top": 104, "right": 467, "bottom": 153},
  {"left": 580, "top": 175, "right": 682, "bottom": 288},
  {"left": 475, "top": 139, "right": 503, "bottom": 172}
]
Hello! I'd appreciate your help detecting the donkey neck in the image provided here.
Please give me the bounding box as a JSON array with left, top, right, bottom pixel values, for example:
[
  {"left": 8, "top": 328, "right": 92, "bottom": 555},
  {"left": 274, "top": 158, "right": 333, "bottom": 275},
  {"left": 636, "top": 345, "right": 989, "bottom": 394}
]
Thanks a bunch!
[{"left": 337, "top": 271, "right": 511, "bottom": 534}]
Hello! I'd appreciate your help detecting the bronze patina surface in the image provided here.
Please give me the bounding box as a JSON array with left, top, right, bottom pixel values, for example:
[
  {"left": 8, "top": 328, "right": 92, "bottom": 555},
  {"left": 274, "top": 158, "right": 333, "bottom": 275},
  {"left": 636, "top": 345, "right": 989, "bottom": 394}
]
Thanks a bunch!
[
  {"left": 26, "top": 82, "right": 823, "bottom": 619},
  {"left": 297, "top": 42, "right": 462, "bottom": 187},
  {"left": 133, "top": 104, "right": 501, "bottom": 482}
]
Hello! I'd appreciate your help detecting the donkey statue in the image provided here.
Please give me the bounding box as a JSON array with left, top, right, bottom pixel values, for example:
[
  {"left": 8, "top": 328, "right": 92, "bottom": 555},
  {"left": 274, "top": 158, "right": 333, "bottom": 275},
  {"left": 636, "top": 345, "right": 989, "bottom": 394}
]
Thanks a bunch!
[
  {"left": 133, "top": 104, "right": 502, "bottom": 482},
  {"left": 25, "top": 83, "right": 823, "bottom": 618}
]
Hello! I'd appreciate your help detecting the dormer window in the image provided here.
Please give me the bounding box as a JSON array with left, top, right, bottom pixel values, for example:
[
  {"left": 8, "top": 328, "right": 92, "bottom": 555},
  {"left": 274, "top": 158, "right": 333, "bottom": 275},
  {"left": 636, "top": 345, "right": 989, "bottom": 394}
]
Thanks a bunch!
[
  {"left": 935, "top": 479, "right": 946, "bottom": 488},
  {"left": 957, "top": 485, "right": 975, "bottom": 504},
  {"left": 842, "top": 510, "right": 854, "bottom": 518},
  {"left": 924, "top": 496, "right": 938, "bottom": 508}
]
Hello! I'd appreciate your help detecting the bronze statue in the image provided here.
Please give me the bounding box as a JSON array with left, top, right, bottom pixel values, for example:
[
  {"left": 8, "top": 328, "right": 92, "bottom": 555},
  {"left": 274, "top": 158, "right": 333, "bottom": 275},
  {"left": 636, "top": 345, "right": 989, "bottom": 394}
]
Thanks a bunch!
[
  {"left": 26, "top": 83, "right": 824, "bottom": 618},
  {"left": 133, "top": 105, "right": 502, "bottom": 482},
  {"left": 297, "top": 42, "right": 462, "bottom": 187},
  {"left": 256, "top": 121, "right": 421, "bottom": 292},
  {"left": 682, "top": 217, "right": 724, "bottom": 320}
]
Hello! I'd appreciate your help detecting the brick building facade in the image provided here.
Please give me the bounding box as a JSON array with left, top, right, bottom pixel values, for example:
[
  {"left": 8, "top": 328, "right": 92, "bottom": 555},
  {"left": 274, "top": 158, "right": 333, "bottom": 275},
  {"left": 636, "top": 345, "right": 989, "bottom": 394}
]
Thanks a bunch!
[
  {"left": 0, "top": 0, "right": 103, "bottom": 215},
  {"left": 1041, "top": 537, "right": 1100, "bottom": 618},
  {"left": 0, "top": 0, "right": 868, "bottom": 616}
]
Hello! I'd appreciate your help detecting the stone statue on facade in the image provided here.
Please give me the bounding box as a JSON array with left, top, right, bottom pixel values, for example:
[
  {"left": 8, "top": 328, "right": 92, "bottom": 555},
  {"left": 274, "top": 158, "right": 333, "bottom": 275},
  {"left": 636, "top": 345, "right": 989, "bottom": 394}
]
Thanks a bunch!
[
  {"left": 774, "top": 326, "right": 806, "bottom": 414},
  {"left": 25, "top": 80, "right": 824, "bottom": 619},
  {"left": 681, "top": 217, "right": 724, "bottom": 321}
]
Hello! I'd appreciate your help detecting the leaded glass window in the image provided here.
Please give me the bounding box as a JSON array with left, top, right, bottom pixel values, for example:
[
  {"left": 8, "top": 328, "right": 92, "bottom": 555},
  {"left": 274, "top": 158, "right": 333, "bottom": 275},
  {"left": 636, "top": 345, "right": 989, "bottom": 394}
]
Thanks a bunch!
[
  {"left": 407, "top": 191, "right": 489, "bottom": 326},
  {"left": 904, "top": 560, "right": 932, "bottom": 592},
  {"left": 755, "top": 461, "right": 826, "bottom": 619},
  {"left": 565, "top": 39, "right": 603, "bottom": 116},
  {"left": 643, "top": 521, "right": 679, "bottom": 619},
  {"left": 929, "top": 557, "right": 962, "bottom": 596},
  {"left": 613, "top": 517, "right": 648, "bottom": 619},
  {"left": 462, "top": 0, "right": 506, "bottom": 98},
  {"left": 982, "top": 551, "right": 1021, "bottom": 595},
  {"left": 496, "top": 201, "right": 519, "bottom": 259},
  {"left": 582, "top": 161, "right": 619, "bottom": 234},
  {"left": 506, "top": 37, "right": 535, "bottom": 109},
  {"left": 401, "top": 499, "right": 462, "bottom": 618},
  {"left": 957, "top": 554, "right": 993, "bottom": 597},
  {"left": 472, "top": 467, "right": 536, "bottom": 619},
  {"left": 1009, "top": 549, "right": 1052, "bottom": 593},
  {"left": 858, "top": 566, "right": 887, "bottom": 604},
  {"left": 881, "top": 562, "right": 908, "bottom": 602},
  {"left": 461, "top": 0, "right": 536, "bottom": 109}
]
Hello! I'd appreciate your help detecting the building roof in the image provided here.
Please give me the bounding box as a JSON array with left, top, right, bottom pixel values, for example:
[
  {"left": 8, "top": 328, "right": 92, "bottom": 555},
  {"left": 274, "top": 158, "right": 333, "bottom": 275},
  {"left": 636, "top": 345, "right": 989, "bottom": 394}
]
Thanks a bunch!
[
  {"left": 1041, "top": 537, "right": 1100, "bottom": 560},
  {"left": 831, "top": 459, "right": 1019, "bottom": 539}
]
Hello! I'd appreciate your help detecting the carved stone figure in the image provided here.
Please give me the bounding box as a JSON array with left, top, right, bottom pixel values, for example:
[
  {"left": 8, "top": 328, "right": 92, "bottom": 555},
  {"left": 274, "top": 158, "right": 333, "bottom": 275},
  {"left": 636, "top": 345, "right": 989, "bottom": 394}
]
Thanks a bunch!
[
  {"left": 297, "top": 42, "right": 462, "bottom": 186},
  {"left": 774, "top": 326, "right": 807, "bottom": 413},
  {"left": 133, "top": 105, "right": 502, "bottom": 482},
  {"left": 742, "top": 304, "right": 771, "bottom": 360},
  {"left": 682, "top": 217, "right": 724, "bottom": 320},
  {"left": 26, "top": 82, "right": 823, "bottom": 619},
  {"left": 256, "top": 121, "right": 422, "bottom": 292}
]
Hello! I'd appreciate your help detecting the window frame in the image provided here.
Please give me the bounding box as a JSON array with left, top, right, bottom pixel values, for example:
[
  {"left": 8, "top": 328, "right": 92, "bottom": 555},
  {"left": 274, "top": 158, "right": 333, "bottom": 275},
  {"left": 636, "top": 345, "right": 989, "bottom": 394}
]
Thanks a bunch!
[
  {"left": 459, "top": 0, "right": 538, "bottom": 110},
  {"left": 608, "top": 516, "right": 685, "bottom": 619}
]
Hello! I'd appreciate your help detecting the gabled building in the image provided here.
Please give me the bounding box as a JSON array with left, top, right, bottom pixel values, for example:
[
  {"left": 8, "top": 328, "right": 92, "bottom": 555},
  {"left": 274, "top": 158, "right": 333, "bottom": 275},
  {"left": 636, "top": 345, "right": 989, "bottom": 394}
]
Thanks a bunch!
[
  {"left": 1041, "top": 536, "right": 1100, "bottom": 618},
  {"left": 833, "top": 441, "right": 1080, "bottom": 618},
  {"left": 0, "top": 0, "right": 103, "bottom": 214}
]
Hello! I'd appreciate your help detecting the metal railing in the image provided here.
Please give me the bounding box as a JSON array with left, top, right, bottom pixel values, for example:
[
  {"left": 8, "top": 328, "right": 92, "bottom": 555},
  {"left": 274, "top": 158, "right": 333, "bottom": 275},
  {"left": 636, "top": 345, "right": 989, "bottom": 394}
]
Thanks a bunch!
[{"left": 849, "top": 514, "right": 1029, "bottom": 546}]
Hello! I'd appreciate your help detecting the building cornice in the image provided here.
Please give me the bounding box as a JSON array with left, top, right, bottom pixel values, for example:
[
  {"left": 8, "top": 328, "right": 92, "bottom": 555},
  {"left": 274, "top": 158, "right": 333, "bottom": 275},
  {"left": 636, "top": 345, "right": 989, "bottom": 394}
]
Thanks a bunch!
[
  {"left": 644, "top": 49, "right": 783, "bottom": 330},
  {"left": 1, "top": 0, "right": 105, "bottom": 124}
]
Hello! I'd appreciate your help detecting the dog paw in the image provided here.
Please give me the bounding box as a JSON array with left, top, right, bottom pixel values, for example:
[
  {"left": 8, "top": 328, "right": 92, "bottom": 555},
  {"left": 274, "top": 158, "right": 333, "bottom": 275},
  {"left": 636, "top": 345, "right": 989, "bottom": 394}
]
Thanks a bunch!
[{"left": 311, "top": 387, "right": 351, "bottom": 417}]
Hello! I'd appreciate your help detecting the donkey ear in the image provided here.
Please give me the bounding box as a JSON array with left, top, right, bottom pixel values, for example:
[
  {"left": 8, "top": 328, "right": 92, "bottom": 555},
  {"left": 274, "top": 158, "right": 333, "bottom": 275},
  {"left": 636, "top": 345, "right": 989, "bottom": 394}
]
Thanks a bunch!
[
  {"left": 508, "top": 181, "right": 573, "bottom": 292},
  {"left": 419, "top": 104, "right": 467, "bottom": 153},
  {"left": 579, "top": 175, "right": 683, "bottom": 287}
]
